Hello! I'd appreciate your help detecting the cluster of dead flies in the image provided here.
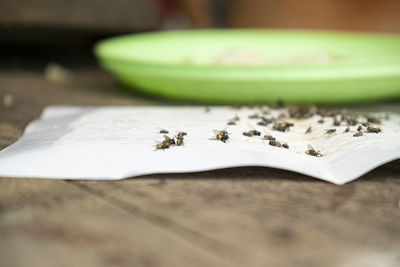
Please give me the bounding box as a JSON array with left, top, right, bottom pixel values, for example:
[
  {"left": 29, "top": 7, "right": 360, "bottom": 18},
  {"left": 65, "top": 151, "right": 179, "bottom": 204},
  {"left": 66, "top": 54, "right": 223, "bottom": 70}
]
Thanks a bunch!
[
  {"left": 156, "top": 102, "right": 384, "bottom": 157},
  {"left": 156, "top": 130, "right": 186, "bottom": 150}
]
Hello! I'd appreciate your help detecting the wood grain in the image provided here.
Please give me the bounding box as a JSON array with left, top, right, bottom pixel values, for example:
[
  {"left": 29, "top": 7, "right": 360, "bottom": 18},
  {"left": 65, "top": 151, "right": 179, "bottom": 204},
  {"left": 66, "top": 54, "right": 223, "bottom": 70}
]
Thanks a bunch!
[{"left": 1, "top": 67, "right": 400, "bottom": 267}]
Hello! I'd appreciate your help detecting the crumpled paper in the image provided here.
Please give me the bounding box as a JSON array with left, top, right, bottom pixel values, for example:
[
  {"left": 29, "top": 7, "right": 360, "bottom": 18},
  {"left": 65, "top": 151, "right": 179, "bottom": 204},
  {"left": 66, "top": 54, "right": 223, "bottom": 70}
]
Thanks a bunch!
[{"left": 0, "top": 106, "right": 399, "bottom": 184}]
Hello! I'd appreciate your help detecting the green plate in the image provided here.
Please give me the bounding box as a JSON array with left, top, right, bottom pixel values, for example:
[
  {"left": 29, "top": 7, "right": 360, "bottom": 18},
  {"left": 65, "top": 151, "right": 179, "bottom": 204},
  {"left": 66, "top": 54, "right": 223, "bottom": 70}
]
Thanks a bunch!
[{"left": 95, "top": 30, "right": 400, "bottom": 104}]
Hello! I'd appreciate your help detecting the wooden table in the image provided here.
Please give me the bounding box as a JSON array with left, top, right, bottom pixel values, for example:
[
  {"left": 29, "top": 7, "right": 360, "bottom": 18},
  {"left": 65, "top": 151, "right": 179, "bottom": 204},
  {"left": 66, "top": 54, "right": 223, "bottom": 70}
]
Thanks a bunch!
[{"left": 1, "top": 66, "right": 400, "bottom": 267}]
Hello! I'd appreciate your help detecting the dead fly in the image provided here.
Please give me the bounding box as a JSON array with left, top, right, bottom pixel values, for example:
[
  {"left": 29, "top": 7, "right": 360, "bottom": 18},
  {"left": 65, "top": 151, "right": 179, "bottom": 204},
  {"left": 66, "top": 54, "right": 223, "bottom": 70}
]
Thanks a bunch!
[
  {"left": 306, "top": 145, "right": 322, "bottom": 157},
  {"left": 325, "top": 129, "right": 336, "bottom": 135},
  {"left": 243, "top": 129, "right": 261, "bottom": 137},
  {"left": 273, "top": 121, "right": 294, "bottom": 132},
  {"left": 367, "top": 116, "right": 381, "bottom": 124},
  {"left": 213, "top": 129, "right": 229, "bottom": 143},
  {"left": 155, "top": 135, "right": 175, "bottom": 150},
  {"left": 305, "top": 126, "right": 312, "bottom": 134},
  {"left": 269, "top": 140, "right": 281, "bottom": 147},
  {"left": 227, "top": 120, "right": 236, "bottom": 125},
  {"left": 353, "top": 131, "right": 363, "bottom": 137},
  {"left": 248, "top": 113, "right": 260, "bottom": 119},
  {"left": 361, "top": 122, "right": 369, "bottom": 127},
  {"left": 176, "top": 132, "right": 187, "bottom": 146},
  {"left": 317, "top": 108, "right": 337, "bottom": 118},
  {"left": 317, "top": 118, "right": 325, "bottom": 124},
  {"left": 346, "top": 117, "right": 358, "bottom": 126},
  {"left": 357, "top": 125, "right": 363, "bottom": 131},
  {"left": 288, "top": 105, "right": 317, "bottom": 119},
  {"left": 155, "top": 142, "right": 170, "bottom": 150},
  {"left": 163, "top": 135, "right": 175, "bottom": 145},
  {"left": 282, "top": 143, "right": 289, "bottom": 149},
  {"left": 344, "top": 126, "right": 350, "bottom": 133},
  {"left": 257, "top": 116, "right": 274, "bottom": 126},
  {"left": 367, "top": 126, "right": 381, "bottom": 133},
  {"left": 159, "top": 129, "right": 169, "bottom": 134},
  {"left": 263, "top": 133, "right": 276, "bottom": 141}
]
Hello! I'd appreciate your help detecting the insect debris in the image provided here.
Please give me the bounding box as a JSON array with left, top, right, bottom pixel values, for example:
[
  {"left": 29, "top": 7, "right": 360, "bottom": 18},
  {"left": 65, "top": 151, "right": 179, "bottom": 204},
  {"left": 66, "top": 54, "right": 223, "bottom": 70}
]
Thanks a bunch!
[
  {"left": 353, "top": 131, "right": 363, "bottom": 137},
  {"left": 344, "top": 126, "right": 350, "bottom": 133},
  {"left": 306, "top": 145, "right": 322, "bottom": 157},
  {"left": 159, "top": 129, "right": 169, "bottom": 134},
  {"left": 357, "top": 125, "right": 363, "bottom": 131},
  {"left": 305, "top": 126, "right": 312, "bottom": 134}
]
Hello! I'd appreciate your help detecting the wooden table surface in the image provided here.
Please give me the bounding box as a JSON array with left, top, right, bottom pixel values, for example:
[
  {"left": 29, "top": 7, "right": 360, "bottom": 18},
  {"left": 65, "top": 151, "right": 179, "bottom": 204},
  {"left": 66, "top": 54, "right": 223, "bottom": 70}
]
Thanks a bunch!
[{"left": 1, "top": 66, "right": 400, "bottom": 267}]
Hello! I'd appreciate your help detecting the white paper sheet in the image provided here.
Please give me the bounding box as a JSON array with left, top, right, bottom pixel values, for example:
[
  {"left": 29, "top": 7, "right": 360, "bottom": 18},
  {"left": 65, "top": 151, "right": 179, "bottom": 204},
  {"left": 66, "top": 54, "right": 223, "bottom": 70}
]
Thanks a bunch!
[{"left": 0, "top": 106, "right": 399, "bottom": 184}]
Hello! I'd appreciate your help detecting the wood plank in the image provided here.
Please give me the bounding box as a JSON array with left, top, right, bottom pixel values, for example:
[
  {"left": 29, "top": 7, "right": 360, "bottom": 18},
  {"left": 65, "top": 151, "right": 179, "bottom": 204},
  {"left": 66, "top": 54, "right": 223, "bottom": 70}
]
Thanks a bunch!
[
  {"left": 71, "top": 168, "right": 400, "bottom": 267},
  {"left": 0, "top": 179, "right": 230, "bottom": 267}
]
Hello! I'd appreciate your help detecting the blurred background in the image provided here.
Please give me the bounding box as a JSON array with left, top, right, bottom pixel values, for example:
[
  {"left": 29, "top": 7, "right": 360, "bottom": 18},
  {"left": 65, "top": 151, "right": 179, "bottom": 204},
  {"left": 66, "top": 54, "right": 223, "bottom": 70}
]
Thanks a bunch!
[
  {"left": 1, "top": 0, "right": 400, "bottom": 104},
  {"left": 2, "top": 0, "right": 400, "bottom": 65}
]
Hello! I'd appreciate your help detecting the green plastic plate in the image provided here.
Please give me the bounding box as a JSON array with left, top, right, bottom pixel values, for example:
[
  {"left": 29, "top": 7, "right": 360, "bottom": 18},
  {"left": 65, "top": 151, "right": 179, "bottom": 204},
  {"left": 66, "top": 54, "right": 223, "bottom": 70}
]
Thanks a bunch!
[{"left": 95, "top": 30, "right": 400, "bottom": 104}]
